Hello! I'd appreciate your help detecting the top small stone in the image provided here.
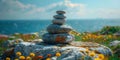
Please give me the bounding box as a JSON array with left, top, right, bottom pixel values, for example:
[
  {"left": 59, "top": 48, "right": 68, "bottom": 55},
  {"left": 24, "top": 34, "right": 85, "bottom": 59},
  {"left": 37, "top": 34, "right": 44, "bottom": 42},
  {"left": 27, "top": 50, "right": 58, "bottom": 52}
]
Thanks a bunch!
[{"left": 56, "top": 10, "right": 65, "bottom": 14}]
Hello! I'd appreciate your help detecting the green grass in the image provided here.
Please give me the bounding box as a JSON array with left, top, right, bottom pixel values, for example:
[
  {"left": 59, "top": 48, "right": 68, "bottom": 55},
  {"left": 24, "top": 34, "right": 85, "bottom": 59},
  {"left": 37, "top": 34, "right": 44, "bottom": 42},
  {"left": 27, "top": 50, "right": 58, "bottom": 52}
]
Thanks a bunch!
[{"left": 109, "top": 55, "right": 120, "bottom": 60}]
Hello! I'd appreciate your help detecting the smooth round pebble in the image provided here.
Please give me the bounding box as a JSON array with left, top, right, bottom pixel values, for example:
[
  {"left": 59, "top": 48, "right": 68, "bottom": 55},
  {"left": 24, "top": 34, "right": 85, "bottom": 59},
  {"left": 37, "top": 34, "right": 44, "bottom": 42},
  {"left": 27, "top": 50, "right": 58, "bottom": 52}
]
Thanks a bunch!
[{"left": 56, "top": 10, "right": 66, "bottom": 14}]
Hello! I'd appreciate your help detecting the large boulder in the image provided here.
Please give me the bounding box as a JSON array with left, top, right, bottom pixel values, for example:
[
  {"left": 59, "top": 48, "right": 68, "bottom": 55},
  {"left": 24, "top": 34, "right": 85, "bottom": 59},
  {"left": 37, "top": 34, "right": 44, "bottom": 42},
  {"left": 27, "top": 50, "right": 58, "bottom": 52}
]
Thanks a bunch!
[
  {"left": 14, "top": 42, "right": 112, "bottom": 60},
  {"left": 42, "top": 33, "right": 75, "bottom": 44},
  {"left": 109, "top": 40, "right": 120, "bottom": 57}
]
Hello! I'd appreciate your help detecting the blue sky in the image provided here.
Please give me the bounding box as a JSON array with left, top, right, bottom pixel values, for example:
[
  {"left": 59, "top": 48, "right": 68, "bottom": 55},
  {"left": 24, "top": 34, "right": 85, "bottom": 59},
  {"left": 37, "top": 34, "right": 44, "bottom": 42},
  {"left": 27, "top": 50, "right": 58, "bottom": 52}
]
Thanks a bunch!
[{"left": 0, "top": 0, "right": 120, "bottom": 20}]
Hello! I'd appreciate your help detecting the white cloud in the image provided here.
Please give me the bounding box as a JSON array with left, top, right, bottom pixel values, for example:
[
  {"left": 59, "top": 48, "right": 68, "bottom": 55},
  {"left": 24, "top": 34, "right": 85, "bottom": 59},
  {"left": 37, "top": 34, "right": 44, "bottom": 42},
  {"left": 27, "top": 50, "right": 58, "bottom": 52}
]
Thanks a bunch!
[
  {"left": 1, "top": 0, "right": 35, "bottom": 11},
  {"left": 0, "top": 0, "right": 37, "bottom": 19},
  {"left": 0, "top": 0, "right": 120, "bottom": 19},
  {"left": 64, "top": 0, "right": 85, "bottom": 8},
  {"left": 47, "top": 0, "right": 86, "bottom": 18}
]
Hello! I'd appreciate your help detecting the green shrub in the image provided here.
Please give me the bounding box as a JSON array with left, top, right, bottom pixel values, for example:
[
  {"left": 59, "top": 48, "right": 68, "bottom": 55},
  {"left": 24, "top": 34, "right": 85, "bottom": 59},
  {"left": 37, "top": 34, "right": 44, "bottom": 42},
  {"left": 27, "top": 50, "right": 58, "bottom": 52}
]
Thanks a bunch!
[{"left": 100, "top": 26, "right": 120, "bottom": 34}]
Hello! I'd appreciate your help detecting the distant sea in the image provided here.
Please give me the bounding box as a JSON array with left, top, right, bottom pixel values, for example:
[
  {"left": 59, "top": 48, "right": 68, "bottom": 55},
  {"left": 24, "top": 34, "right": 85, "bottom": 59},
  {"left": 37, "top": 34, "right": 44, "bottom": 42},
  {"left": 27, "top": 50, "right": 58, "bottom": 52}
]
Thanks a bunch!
[{"left": 0, "top": 19, "right": 120, "bottom": 35}]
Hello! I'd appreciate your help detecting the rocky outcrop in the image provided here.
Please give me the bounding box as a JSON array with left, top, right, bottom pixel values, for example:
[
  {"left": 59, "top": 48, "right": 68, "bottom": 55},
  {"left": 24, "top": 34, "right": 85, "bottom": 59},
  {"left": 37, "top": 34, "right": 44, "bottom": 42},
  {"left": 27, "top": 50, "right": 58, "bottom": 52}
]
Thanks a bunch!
[
  {"left": 2, "top": 39, "right": 23, "bottom": 48},
  {"left": 14, "top": 41, "right": 112, "bottom": 60}
]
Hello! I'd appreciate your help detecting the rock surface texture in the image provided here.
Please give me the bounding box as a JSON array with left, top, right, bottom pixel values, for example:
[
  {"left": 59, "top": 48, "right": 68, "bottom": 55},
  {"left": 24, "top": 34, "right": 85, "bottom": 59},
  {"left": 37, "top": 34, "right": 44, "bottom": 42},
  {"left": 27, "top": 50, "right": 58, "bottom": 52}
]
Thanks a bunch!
[{"left": 14, "top": 41, "right": 112, "bottom": 60}]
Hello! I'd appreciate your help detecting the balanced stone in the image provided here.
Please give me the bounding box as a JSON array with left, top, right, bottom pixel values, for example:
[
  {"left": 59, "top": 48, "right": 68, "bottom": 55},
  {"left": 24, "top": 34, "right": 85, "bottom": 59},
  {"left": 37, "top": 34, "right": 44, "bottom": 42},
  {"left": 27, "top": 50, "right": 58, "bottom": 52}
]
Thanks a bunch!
[
  {"left": 42, "top": 33, "right": 74, "bottom": 44},
  {"left": 56, "top": 10, "right": 66, "bottom": 14},
  {"left": 53, "top": 15, "right": 66, "bottom": 19},
  {"left": 52, "top": 19, "right": 65, "bottom": 25},
  {"left": 42, "top": 10, "right": 75, "bottom": 44},
  {"left": 47, "top": 24, "right": 72, "bottom": 34}
]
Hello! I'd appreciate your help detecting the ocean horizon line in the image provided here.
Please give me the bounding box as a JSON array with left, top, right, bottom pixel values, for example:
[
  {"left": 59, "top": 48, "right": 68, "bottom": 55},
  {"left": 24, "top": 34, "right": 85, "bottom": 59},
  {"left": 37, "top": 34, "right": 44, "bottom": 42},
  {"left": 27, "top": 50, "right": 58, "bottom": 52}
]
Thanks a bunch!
[{"left": 0, "top": 19, "right": 120, "bottom": 21}]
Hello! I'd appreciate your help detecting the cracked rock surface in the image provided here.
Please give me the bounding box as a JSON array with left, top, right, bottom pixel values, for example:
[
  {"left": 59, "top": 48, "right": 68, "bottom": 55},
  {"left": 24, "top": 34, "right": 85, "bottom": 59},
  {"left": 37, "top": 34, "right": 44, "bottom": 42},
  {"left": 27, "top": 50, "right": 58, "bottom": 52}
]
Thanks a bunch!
[{"left": 14, "top": 41, "right": 112, "bottom": 60}]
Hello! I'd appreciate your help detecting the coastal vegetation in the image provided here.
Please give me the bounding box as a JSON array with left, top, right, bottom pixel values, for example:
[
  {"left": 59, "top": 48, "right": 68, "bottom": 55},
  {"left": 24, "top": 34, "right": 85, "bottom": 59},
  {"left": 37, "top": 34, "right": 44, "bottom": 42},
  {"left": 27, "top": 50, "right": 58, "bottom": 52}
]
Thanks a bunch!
[
  {"left": 70, "top": 26, "right": 120, "bottom": 60},
  {"left": 0, "top": 26, "right": 120, "bottom": 60}
]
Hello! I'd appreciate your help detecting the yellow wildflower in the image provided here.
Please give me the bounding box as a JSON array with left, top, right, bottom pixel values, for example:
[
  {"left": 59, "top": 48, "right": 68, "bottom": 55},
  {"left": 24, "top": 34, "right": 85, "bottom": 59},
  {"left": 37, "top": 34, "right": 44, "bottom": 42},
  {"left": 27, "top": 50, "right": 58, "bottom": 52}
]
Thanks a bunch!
[
  {"left": 14, "top": 58, "right": 19, "bottom": 60},
  {"left": 85, "top": 36, "right": 88, "bottom": 39},
  {"left": 6, "top": 57, "right": 10, "bottom": 60},
  {"left": 97, "top": 35, "right": 100, "bottom": 37},
  {"left": 46, "top": 58, "right": 51, "bottom": 60},
  {"left": 85, "top": 48, "right": 89, "bottom": 53},
  {"left": 76, "top": 33, "right": 80, "bottom": 36},
  {"left": 89, "top": 51, "right": 95, "bottom": 57},
  {"left": 19, "top": 56, "right": 25, "bottom": 60},
  {"left": 26, "top": 56, "right": 31, "bottom": 60},
  {"left": 98, "top": 54, "right": 104, "bottom": 60},
  {"left": 108, "top": 35, "right": 112, "bottom": 38},
  {"left": 82, "top": 37, "right": 86, "bottom": 40},
  {"left": 94, "top": 58, "right": 101, "bottom": 60},
  {"left": 29, "top": 53, "right": 35, "bottom": 57},
  {"left": 16, "top": 52, "right": 22, "bottom": 56},
  {"left": 55, "top": 52, "right": 61, "bottom": 57},
  {"left": 88, "top": 34, "right": 91, "bottom": 37}
]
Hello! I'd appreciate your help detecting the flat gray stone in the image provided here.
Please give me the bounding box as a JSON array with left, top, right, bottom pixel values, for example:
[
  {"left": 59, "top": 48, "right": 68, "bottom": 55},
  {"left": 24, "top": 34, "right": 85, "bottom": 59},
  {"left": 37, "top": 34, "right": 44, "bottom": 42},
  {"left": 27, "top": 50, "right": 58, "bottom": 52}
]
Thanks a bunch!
[
  {"left": 47, "top": 24, "right": 72, "bottom": 34},
  {"left": 52, "top": 19, "right": 65, "bottom": 25},
  {"left": 53, "top": 15, "right": 66, "bottom": 19}
]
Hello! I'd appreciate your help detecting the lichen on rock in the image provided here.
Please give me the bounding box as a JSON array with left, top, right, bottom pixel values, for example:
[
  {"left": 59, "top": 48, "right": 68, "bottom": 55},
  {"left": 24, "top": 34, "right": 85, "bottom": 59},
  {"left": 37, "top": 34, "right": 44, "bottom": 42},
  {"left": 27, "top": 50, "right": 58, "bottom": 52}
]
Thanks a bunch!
[{"left": 14, "top": 41, "right": 112, "bottom": 60}]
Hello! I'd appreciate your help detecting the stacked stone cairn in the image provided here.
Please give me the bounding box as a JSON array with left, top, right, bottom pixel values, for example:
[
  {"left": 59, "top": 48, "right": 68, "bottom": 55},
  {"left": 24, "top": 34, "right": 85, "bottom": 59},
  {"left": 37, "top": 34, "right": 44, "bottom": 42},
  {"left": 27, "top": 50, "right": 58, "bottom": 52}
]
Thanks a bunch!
[{"left": 42, "top": 11, "right": 75, "bottom": 44}]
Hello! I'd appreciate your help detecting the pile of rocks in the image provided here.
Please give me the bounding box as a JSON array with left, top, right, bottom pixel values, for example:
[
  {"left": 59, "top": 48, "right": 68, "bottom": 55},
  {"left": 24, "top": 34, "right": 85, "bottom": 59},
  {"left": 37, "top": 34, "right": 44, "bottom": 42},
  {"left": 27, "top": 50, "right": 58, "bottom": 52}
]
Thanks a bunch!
[{"left": 42, "top": 11, "right": 74, "bottom": 44}]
